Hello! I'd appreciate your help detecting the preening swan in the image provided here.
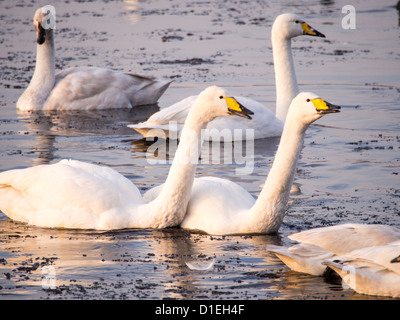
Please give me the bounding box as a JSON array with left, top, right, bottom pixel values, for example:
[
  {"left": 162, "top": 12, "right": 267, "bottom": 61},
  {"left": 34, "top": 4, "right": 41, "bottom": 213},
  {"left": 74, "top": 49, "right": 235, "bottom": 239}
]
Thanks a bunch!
[
  {"left": 268, "top": 223, "right": 400, "bottom": 275},
  {"left": 16, "top": 7, "right": 171, "bottom": 111},
  {"left": 323, "top": 241, "right": 400, "bottom": 298},
  {"left": 129, "top": 13, "right": 325, "bottom": 140},
  {"left": 144, "top": 92, "right": 340, "bottom": 235},
  {"left": 0, "top": 86, "right": 253, "bottom": 229}
]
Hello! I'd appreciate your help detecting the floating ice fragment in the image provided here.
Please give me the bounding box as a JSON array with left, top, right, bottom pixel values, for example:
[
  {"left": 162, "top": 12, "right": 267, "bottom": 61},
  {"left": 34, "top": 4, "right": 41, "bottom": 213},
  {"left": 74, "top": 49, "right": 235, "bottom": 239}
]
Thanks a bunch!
[{"left": 185, "top": 258, "right": 215, "bottom": 271}]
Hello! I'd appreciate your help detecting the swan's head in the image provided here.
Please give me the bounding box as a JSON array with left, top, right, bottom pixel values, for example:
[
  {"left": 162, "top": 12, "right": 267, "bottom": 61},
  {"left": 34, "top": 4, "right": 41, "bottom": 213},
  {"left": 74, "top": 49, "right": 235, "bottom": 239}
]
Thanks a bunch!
[
  {"left": 272, "top": 13, "right": 325, "bottom": 39},
  {"left": 288, "top": 92, "right": 340, "bottom": 125},
  {"left": 33, "top": 7, "right": 55, "bottom": 45},
  {"left": 195, "top": 86, "right": 254, "bottom": 121}
]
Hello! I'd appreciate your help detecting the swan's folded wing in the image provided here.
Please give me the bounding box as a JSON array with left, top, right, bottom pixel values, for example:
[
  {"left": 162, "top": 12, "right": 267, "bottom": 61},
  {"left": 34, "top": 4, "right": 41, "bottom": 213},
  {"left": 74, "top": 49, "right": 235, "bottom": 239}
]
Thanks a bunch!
[
  {"left": 129, "top": 95, "right": 196, "bottom": 137},
  {"left": 0, "top": 159, "right": 143, "bottom": 229},
  {"left": 46, "top": 67, "right": 170, "bottom": 110},
  {"left": 267, "top": 243, "right": 334, "bottom": 275},
  {"left": 323, "top": 258, "right": 400, "bottom": 298},
  {"left": 325, "top": 241, "right": 400, "bottom": 274},
  {"left": 289, "top": 223, "right": 400, "bottom": 256}
]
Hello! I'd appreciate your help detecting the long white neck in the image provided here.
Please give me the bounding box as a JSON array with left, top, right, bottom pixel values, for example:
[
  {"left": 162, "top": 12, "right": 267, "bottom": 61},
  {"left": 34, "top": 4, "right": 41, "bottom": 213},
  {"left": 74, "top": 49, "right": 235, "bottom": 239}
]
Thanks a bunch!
[
  {"left": 272, "top": 32, "right": 299, "bottom": 122},
  {"left": 248, "top": 114, "right": 306, "bottom": 233},
  {"left": 17, "top": 29, "right": 55, "bottom": 110},
  {"left": 141, "top": 102, "right": 209, "bottom": 228}
]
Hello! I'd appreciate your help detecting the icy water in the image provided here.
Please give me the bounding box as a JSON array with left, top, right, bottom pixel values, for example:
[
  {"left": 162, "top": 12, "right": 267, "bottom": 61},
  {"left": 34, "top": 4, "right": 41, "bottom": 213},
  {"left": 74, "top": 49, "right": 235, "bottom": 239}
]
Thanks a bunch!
[{"left": 0, "top": 0, "right": 399, "bottom": 300}]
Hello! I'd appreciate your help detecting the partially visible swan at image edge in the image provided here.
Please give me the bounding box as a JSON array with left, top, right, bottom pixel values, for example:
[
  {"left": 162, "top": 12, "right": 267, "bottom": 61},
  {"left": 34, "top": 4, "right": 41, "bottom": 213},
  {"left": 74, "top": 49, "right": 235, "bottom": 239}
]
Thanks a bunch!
[
  {"left": 16, "top": 7, "right": 172, "bottom": 111},
  {"left": 323, "top": 241, "right": 400, "bottom": 298},
  {"left": 129, "top": 13, "right": 325, "bottom": 140},
  {"left": 0, "top": 86, "right": 253, "bottom": 229},
  {"left": 268, "top": 223, "right": 400, "bottom": 275},
  {"left": 144, "top": 92, "right": 340, "bottom": 235},
  {"left": 267, "top": 223, "right": 400, "bottom": 297}
]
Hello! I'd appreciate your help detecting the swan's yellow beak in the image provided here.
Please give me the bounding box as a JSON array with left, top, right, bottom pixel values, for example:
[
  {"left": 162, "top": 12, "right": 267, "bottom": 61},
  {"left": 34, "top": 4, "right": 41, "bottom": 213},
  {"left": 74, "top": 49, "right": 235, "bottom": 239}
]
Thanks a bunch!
[
  {"left": 311, "top": 98, "right": 341, "bottom": 114},
  {"left": 391, "top": 255, "right": 400, "bottom": 263},
  {"left": 224, "top": 97, "right": 254, "bottom": 120},
  {"left": 301, "top": 22, "right": 325, "bottom": 38}
]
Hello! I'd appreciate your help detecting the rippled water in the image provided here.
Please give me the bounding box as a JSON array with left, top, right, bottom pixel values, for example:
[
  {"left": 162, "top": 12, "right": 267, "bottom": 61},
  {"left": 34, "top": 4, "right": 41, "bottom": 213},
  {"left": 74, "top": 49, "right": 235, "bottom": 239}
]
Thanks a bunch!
[{"left": 0, "top": 0, "right": 399, "bottom": 299}]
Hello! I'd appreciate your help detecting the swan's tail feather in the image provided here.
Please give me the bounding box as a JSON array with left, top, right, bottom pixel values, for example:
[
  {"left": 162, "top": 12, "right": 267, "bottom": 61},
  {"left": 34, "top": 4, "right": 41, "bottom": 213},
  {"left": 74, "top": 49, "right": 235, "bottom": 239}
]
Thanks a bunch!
[
  {"left": 126, "top": 74, "right": 173, "bottom": 106},
  {"left": 128, "top": 122, "right": 181, "bottom": 139},
  {"left": 151, "top": 80, "right": 173, "bottom": 102}
]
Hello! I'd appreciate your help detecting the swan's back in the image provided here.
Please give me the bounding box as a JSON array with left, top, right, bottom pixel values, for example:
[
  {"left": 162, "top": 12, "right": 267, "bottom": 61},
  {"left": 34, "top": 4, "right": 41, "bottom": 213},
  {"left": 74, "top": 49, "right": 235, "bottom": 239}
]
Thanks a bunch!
[
  {"left": 130, "top": 95, "right": 283, "bottom": 140},
  {"left": 336, "top": 240, "right": 400, "bottom": 274},
  {"left": 0, "top": 159, "right": 143, "bottom": 229},
  {"left": 323, "top": 241, "right": 400, "bottom": 297},
  {"left": 290, "top": 223, "right": 400, "bottom": 255},
  {"left": 180, "top": 176, "right": 255, "bottom": 234},
  {"left": 205, "top": 96, "right": 283, "bottom": 140},
  {"left": 129, "top": 95, "right": 195, "bottom": 138},
  {"left": 45, "top": 67, "right": 171, "bottom": 110}
]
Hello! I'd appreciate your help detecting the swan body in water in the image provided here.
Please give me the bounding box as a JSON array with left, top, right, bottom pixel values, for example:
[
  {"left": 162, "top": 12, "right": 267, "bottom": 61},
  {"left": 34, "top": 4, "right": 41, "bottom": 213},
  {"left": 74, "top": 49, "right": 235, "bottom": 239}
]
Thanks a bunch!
[
  {"left": 16, "top": 7, "right": 171, "bottom": 111},
  {"left": 0, "top": 86, "right": 253, "bottom": 229},
  {"left": 268, "top": 223, "right": 400, "bottom": 297},
  {"left": 268, "top": 223, "right": 400, "bottom": 275},
  {"left": 129, "top": 13, "right": 325, "bottom": 140},
  {"left": 323, "top": 241, "right": 400, "bottom": 298},
  {"left": 144, "top": 92, "right": 340, "bottom": 235}
]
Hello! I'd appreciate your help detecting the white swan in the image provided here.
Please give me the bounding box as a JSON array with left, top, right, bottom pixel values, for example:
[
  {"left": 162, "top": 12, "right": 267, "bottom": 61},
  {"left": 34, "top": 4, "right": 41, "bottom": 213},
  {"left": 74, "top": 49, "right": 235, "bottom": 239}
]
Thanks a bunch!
[
  {"left": 144, "top": 92, "right": 340, "bottom": 235},
  {"left": 129, "top": 13, "right": 325, "bottom": 140},
  {"left": 323, "top": 241, "right": 400, "bottom": 298},
  {"left": 16, "top": 7, "right": 171, "bottom": 111},
  {"left": 0, "top": 86, "right": 253, "bottom": 229},
  {"left": 268, "top": 223, "right": 400, "bottom": 275}
]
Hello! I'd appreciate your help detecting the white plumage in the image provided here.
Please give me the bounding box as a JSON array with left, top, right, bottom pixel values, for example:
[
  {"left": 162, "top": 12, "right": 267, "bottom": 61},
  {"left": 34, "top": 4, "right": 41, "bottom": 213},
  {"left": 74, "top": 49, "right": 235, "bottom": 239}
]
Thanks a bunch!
[
  {"left": 144, "top": 92, "right": 340, "bottom": 235},
  {"left": 16, "top": 7, "right": 171, "bottom": 111},
  {"left": 1, "top": 86, "right": 253, "bottom": 229},
  {"left": 268, "top": 223, "right": 400, "bottom": 297},
  {"left": 268, "top": 223, "right": 400, "bottom": 275},
  {"left": 129, "top": 13, "right": 325, "bottom": 140},
  {"left": 323, "top": 241, "right": 400, "bottom": 298}
]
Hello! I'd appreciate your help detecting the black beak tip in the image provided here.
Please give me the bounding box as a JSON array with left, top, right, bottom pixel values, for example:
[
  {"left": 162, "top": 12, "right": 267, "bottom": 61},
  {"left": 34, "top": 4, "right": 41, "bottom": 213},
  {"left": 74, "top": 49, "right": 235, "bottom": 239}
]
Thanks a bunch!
[
  {"left": 315, "top": 31, "right": 326, "bottom": 38},
  {"left": 237, "top": 101, "right": 254, "bottom": 119},
  {"left": 390, "top": 255, "right": 400, "bottom": 263}
]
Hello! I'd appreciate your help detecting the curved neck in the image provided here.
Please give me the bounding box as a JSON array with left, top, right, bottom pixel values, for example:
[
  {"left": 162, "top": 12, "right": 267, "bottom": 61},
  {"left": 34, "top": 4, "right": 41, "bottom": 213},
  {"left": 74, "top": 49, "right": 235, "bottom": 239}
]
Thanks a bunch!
[
  {"left": 144, "top": 103, "right": 209, "bottom": 228},
  {"left": 272, "top": 33, "right": 299, "bottom": 122},
  {"left": 20, "top": 30, "right": 55, "bottom": 109},
  {"left": 248, "top": 115, "right": 306, "bottom": 233}
]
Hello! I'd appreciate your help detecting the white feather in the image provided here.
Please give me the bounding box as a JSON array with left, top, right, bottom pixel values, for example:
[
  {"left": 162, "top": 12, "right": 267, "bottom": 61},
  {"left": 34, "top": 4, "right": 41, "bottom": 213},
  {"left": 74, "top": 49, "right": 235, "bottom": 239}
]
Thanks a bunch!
[{"left": 129, "top": 13, "right": 325, "bottom": 141}]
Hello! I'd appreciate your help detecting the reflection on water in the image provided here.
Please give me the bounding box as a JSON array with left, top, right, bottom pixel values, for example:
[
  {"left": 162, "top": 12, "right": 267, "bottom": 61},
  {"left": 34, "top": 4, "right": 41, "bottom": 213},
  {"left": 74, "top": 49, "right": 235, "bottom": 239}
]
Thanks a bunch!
[
  {"left": 0, "top": 219, "right": 366, "bottom": 300},
  {"left": 1, "top": 0, "right": 400, "bottom": 300},
  {"left": 14, "top": 105, "right": 159, "bottom": 166},
  {"left": 122, "top": 0, "right": 142, "bottom": 24}
]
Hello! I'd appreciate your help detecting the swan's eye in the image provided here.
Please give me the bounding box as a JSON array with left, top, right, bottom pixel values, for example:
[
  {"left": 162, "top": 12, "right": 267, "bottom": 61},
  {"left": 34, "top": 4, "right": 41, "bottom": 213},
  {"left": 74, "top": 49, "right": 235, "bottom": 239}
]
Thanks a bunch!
[
  {"left": 219, "top": 96, "right": 224, "bottom": 99},
  {"left": 306, "top": 99, "right": 310, "bottom": 102},
  {"left": 295, "top": 20, "right": 299, "bottom": 24}
]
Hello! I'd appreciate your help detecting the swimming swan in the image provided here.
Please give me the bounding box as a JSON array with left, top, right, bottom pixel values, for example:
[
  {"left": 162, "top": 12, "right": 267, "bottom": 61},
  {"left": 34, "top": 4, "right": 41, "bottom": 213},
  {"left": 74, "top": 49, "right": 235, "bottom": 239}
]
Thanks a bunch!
[
  {"left": 16, "top": 7, "right": 171, "bottom": 111},
  {"left": 323, "top": 241, "right": 400, "bottom": 298},
  {"left": 0, "top": 86, "right": 253, "bottom": 229},
  {"left": 129, "top": 13, "right": 325, "bottom": 140},
  {"left": 268, "top": 223, "right": 400, "bottom": 276},
  {"left": 144, "top": 92, "right": 340, "bottom": 235}
]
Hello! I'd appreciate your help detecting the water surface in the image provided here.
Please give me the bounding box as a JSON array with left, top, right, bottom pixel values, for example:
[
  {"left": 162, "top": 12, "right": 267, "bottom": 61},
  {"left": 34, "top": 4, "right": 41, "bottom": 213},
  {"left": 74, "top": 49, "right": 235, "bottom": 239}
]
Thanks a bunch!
[{"left": 0, "top": 0, "right": 399, "bottom": 299}]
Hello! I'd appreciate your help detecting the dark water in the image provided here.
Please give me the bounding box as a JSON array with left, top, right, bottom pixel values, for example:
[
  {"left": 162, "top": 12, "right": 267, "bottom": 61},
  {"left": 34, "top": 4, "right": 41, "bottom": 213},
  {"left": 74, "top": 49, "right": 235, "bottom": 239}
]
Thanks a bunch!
[{"left": 0, "top": 0, "right": 399, "bottom": 299}]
